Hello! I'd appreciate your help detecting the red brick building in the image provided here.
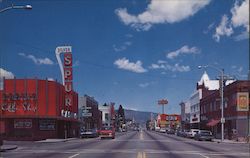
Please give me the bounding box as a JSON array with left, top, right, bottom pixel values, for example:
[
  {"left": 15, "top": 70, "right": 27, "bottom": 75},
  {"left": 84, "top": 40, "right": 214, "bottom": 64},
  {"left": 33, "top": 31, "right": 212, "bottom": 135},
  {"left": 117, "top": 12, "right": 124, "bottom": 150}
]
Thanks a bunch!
[
  {"left": 200, "top": 81, "right": 250, "bottom": 139},
  {"left": 0, "top": 78, "right": 79, "bottom": 140}
]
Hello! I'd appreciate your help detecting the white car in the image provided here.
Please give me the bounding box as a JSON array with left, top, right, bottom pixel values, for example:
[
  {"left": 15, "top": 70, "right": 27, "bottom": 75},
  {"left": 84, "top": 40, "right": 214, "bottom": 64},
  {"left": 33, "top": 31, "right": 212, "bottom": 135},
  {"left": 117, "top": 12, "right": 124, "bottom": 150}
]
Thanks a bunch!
[
  {"left": 187, "top": 129, "right": 200, "bottom": 138},
  {"left": 159, "top": 128, "right": 167, "bottom": 133}
]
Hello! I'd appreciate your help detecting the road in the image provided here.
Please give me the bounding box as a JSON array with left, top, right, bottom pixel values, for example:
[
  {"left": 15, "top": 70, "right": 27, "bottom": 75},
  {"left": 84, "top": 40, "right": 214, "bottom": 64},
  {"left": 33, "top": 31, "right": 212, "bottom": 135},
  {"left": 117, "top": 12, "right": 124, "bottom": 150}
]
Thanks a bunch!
[{"left": 1, "top": 130, "right": 249, "bottom": 158}]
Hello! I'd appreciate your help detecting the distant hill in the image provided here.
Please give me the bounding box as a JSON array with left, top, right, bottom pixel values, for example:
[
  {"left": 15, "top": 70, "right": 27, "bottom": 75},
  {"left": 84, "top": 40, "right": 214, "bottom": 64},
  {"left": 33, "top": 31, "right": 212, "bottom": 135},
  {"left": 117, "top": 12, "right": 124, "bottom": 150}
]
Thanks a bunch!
[{"left": 124, "top": 109, "right": 158, "bottom": 124}]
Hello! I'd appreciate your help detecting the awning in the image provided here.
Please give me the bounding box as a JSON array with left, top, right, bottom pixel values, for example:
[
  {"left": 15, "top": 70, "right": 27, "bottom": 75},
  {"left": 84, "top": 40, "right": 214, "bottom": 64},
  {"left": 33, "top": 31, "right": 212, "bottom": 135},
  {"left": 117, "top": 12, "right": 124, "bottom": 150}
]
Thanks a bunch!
[{"left": 206, "top": 119, "right": 220, "bottom": 127}]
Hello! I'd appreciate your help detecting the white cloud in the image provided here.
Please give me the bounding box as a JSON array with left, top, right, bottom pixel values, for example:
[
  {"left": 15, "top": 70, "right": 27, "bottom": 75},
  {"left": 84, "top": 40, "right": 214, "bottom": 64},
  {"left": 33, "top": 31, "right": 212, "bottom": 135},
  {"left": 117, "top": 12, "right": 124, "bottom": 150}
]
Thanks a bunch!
[
  {"left": 125, "top": 34, "right": 133, "bottom": 38},
  {"left": 149, "top": 62, "right": 190, "bottom": 72},
  {"left": 115, "top": 0, "right": 211, "bottom": 31},
  {"left": 139, "top": 81, "right": 156, "bottom": 88},
  {"left": 139, "top": 83, "right": 150, "bottom": 88},
  {"left": 73, "top": 60, "right": 80, "bottom": 67},
  {"left": 0, "top": 68, "right": 14, "bottom": 90},
  {"left": 166, "top": 63, "right": 190, "bottom": 72},
  {"left": 213, "top": 15, "right": 234, "bottom": 42},
  {"left": 18, "top": 53, "right": 54, "bottom": 65},
  {"left": 113, "top": 41, "right": 132, "bottom": 52},
  {"left": 231, "top": 0, "right": 249, "bottom": 32},
  {"left": 204, "top": 23, "right": 215, "bottom": 34},
  {"left": 213, "top": 0, "right": 249, "bottom": 42},
  {"left": 166, "top": 45, "right": 200, "bottom": 59},
  {"left": 114, "top": 57, "right": 147, "bottom": 73}
]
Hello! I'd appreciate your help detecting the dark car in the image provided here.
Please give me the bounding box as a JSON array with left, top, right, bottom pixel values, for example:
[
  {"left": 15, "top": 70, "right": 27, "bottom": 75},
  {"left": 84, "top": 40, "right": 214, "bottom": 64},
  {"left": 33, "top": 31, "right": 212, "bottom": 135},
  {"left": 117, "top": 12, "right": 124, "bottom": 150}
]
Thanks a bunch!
[
  {"left": 99, "top": 126, "right": 115, "bottom": 139},
  {"left": 80, "top": 129, "right": 99, "bottom": 138},
  {"left": 167, "top": 129, "right": 175, "bottom": 134},
  {"left": 194, "top": 130, "right": 214, "bottom": 141}
]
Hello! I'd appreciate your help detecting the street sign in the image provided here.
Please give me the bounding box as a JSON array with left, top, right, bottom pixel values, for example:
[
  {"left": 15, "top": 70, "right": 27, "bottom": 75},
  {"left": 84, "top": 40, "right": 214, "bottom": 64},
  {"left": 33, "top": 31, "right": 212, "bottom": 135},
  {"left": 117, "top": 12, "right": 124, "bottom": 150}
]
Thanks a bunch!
[
  {"left": 82, "top": 113, "right": 92, "bottom": 117},
  {"left": 158, "top": 99, "right": 168, "bottom": 105},
  {"left": 82, "top": 106, "right": 92, "bottom": 110},
  {"left": 221, "top": 118, "right": 225, "bottom": 123}
]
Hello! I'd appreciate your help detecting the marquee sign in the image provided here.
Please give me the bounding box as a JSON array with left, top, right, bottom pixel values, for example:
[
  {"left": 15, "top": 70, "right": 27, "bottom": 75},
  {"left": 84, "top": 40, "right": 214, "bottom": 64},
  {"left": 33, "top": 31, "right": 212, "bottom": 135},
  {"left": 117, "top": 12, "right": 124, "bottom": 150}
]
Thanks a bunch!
[
  {"left": 64, "top": 50, "right": 73, "bottom": 109},
  {"left": 55, "top": 46, "right": 75, "bottom": 118}
]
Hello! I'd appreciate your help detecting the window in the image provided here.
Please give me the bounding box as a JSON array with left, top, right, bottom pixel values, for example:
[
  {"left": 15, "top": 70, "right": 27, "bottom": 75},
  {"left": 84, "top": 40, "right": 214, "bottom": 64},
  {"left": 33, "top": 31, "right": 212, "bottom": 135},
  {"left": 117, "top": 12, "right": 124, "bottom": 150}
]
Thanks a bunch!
[{"left": 105, "top": 113, "right": 109, "bottom": 121}]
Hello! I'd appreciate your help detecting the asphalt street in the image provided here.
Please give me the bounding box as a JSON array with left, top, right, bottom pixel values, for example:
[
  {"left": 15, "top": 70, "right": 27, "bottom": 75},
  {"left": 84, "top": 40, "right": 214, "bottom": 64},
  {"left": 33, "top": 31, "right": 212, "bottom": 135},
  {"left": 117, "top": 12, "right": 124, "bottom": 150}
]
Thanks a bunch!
[{"left": 0, "top": 130, "right": 249, "bottom": 158}]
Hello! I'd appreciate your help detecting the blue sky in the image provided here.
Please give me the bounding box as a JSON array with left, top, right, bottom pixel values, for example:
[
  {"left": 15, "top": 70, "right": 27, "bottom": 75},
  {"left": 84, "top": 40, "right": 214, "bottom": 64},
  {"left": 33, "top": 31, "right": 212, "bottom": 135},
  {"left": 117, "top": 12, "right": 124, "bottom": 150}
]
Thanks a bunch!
[{"left": 0, "top": 0, "right": 249, "bottom": 114}]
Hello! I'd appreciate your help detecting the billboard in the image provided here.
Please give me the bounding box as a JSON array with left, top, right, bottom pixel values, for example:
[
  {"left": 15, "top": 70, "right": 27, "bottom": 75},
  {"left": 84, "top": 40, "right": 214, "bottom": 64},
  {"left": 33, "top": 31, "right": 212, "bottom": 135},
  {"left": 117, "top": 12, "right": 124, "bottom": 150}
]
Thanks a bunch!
[{"left": 237, "top": 92, "right": 249, "bottom": 111}]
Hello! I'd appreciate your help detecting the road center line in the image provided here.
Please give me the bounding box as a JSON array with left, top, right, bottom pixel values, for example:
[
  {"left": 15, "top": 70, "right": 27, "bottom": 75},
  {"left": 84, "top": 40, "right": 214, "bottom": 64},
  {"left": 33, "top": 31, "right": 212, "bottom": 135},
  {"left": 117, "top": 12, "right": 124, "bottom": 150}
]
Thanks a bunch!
[
  {"left": 137, "top": 152, "right": 142, "bottom": 158},
  {"left": 199, "top": 153, "right": 210, "bottom": 158},
  {"left": 68, "top": 153, "right": 79, "bottom": 158}
]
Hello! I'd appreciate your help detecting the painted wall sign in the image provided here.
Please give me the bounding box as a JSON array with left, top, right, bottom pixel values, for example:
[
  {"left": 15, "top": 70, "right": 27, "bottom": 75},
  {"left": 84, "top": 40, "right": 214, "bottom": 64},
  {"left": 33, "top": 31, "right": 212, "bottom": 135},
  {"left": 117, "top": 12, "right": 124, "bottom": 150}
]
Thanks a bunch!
[{"left": 237, "top": 92, "right": 249, "bottom": 111}]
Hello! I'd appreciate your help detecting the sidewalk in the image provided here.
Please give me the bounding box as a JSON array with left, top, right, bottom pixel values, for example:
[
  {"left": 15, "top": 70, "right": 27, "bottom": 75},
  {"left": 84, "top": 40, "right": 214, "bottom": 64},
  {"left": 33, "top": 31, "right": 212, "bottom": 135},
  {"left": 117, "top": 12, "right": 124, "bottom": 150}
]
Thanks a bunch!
[
  {"left": 212, "top": 139, "right": 248, "bottom": 144},
  {"left": 36, "top": 138, "right": 77, "bottom": 143},
  {"left": 0, "top": 145, "right": 18, "bottom": 152}
]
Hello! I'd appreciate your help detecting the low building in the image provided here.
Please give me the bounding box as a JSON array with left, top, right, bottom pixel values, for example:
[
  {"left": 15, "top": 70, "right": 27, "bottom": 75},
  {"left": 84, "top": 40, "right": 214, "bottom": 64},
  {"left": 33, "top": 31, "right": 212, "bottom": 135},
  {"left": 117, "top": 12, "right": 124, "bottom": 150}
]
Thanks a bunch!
[
  {"left": 0, "top": 78, "right": 79, "bottom": 141},
  {"left": 200, "top": 81, "right": 250, "bottom": 139},
  {"left": 78, "top": 95, "right": 102, "bottom": 130}
]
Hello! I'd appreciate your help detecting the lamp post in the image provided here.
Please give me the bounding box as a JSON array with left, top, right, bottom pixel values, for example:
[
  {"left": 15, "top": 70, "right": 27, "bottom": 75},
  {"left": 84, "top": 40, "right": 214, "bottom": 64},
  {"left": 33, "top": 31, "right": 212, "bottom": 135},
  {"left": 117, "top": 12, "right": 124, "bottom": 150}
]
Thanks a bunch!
[
  {"left": 198, "top": 65, "right": 225, "bottom": 142},
  {"left": 0, "top": 4, "right": 32, "bottom": 13}
]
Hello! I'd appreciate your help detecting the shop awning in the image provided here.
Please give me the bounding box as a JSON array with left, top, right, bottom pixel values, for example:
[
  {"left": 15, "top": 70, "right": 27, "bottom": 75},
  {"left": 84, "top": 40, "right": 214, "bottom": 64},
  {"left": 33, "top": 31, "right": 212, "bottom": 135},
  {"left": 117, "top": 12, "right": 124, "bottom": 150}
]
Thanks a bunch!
[{"left": 206, "top": 119, "right": 220, "bottom": 127}]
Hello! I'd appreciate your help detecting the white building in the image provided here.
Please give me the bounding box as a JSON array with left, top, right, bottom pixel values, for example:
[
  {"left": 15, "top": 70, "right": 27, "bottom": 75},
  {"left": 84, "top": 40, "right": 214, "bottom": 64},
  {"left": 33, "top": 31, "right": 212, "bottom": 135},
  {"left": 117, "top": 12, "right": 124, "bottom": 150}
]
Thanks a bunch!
[
  {"left": 98, "top": 103, "right": 115, "bottom": 126},
  {"left": 189, "top": 71, "right": 219, "bottom": 129}
]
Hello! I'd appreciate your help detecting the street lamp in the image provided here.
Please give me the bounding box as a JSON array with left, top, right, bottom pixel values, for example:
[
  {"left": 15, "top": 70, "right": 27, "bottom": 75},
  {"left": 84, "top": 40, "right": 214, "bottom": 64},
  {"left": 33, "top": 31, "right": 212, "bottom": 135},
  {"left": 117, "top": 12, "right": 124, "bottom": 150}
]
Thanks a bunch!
[
  {"left": 198, "top": 65, "right": 225, "bottom": 142},
  {"left": 0, "top": 4, "right": 32, "bottom": 13}
]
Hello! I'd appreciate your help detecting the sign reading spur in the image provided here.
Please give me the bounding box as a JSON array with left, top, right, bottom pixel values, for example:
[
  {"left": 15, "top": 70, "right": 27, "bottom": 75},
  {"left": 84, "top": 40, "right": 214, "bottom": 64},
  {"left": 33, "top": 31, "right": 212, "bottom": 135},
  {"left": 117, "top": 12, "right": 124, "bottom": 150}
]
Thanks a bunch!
[{"left": 55, "top": 46, "right": 73, "bottom": 117}]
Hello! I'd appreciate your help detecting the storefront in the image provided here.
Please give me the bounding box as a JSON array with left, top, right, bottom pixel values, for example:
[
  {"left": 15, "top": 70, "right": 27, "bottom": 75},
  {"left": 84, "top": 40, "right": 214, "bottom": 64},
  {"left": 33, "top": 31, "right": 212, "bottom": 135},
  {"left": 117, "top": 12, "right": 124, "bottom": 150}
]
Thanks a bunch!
[
  {"left": 200, "top": 81, "right": 250, "bottom": 139},
  {"left": 0, "top": 78, "right": 79, "bottom": 140}
]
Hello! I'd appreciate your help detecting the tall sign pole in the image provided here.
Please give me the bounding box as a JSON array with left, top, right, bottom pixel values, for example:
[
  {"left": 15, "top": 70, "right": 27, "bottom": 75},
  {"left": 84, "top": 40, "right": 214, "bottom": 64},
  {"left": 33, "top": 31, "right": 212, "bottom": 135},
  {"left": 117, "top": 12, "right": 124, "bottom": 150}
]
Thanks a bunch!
[
  {"left": 55, "top": 46, "right": 73, "bottom": 117},
  {"left": 158, "top": 99, "right": 168, "bottom": 114}
]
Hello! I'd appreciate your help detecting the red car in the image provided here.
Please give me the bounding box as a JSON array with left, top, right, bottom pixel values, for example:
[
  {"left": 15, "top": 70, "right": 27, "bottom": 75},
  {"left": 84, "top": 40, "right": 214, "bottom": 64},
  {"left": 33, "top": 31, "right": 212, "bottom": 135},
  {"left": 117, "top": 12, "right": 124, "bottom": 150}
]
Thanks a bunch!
[{"left": 99, "top": 126, "right": 115, "bottom": 139}]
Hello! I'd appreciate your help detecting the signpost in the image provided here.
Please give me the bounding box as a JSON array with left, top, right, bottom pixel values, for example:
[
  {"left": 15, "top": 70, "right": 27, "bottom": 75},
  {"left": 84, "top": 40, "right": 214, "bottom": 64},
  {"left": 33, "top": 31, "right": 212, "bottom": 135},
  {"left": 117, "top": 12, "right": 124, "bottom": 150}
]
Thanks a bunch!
[{"left": 158, "top": 99, "right": 168, "bottom": 114}]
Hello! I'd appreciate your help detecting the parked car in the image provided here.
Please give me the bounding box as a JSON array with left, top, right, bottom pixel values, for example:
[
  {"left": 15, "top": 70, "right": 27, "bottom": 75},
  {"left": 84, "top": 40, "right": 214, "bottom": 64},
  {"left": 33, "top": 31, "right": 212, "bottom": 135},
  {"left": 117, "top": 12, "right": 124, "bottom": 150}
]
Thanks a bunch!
[
  {"left": 159, "top": 128, "right": 167, "bottom": 133},
  {"left": 187, "top": 129, "right": 200, "bottom": 138},
  {"left": 99, "top": 126, "right": 115, "bottom": 139},
  {"left": 80, "top": 129, "right": 99, "bottom": 138},
  {"left": 194, "top": 130, "right": 214, "bottom": 141},
  {"left": 176, "top": 130, "right": 188, "bottom": 137},
  {"left": 167, "top": 129, "right": 175, "bottom": 134}
]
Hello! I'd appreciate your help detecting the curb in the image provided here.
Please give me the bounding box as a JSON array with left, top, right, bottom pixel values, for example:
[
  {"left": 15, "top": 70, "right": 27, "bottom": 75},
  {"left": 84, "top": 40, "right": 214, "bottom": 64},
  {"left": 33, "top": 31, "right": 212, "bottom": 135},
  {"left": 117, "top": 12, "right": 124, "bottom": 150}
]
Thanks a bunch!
[
  {"left": 36, "top": 138, "right": 78, "bottom": 143},
  {"left": 0, "top": 145, "right": 18, "bottom": 152},
  {"left": 212, "top": 140, "right": 248, "bottom": 144}
]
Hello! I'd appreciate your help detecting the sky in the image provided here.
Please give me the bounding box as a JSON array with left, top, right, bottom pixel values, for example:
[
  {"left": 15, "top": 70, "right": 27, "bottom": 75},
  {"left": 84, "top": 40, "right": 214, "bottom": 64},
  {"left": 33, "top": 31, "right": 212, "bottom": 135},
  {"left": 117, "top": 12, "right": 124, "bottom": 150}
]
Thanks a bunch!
[{"left": 0, "top": 0, "right": 249, "bottom": 114}]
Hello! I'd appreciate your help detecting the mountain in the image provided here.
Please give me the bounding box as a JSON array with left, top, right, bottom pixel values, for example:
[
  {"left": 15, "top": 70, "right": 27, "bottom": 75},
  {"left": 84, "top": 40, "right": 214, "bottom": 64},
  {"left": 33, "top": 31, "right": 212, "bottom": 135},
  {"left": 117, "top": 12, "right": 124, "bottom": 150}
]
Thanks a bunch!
[{"left": 124, "top": 109, "right": 158, "bottom": 124}]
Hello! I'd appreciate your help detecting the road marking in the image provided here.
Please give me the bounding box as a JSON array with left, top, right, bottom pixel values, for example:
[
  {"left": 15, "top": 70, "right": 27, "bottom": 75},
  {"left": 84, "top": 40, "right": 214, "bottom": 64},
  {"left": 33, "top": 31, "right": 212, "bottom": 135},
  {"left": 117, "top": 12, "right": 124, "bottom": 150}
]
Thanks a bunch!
[
  {"left": 137, "top": 152, "right": 146, "bottom": 158},
  {"left": 140, "top": 132, "right": 144, "bottom": 140},
  {"left": 68, "top": 153, "right": 79, "bottom": 158},
  {"left": 199, "top": 154, "right": 210, "bottom": 158}
]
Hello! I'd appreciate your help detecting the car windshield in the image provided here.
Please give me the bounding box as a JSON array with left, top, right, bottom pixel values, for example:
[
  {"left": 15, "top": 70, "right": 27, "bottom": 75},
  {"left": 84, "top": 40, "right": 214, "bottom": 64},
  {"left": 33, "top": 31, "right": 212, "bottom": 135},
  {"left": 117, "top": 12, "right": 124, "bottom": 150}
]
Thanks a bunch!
[
  {"left": 200, "top": 131, "right": 211, "bottom": 135},
  {"left": 101, "top": 127, "right": 112, "bottom": 130},
  {"left": 1, "top": 0, "right": 249, "bottom": 158}
]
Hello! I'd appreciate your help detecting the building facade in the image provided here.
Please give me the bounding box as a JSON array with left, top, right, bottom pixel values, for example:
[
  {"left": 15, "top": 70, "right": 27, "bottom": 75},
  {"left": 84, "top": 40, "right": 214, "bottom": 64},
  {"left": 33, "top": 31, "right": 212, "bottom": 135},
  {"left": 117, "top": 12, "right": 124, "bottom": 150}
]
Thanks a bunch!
[
  {"left": 200, "top": 81, "right": 250, "bottom": 139},
  {"left": 99, "top": 103, "right": 115, "bottom": 127},
  {"left": 0, "top": 78, "right": 79, "bottom": 141},
  {"left": 180, "top": 101, "right": 191, "bottom": 130},
  {"left": 78, "top": 95, "right": 102, "bottom": 130}
]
